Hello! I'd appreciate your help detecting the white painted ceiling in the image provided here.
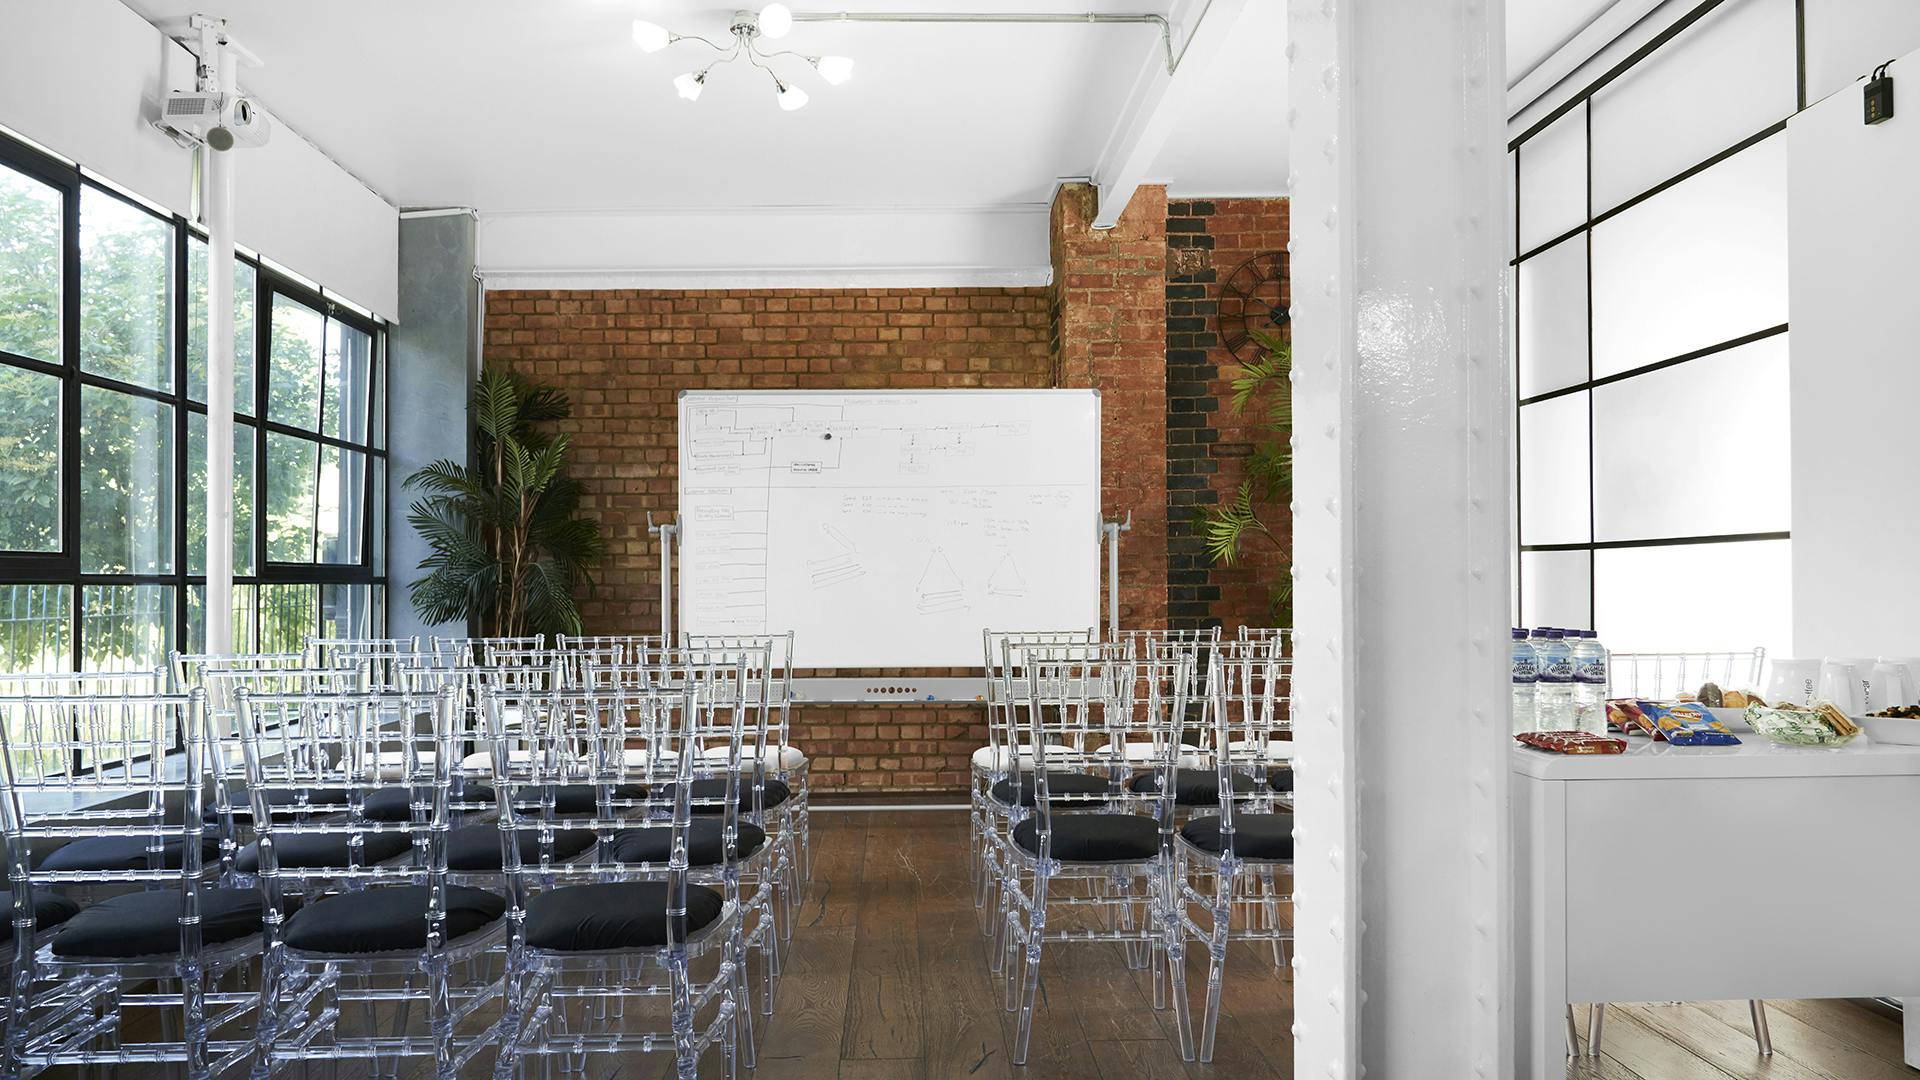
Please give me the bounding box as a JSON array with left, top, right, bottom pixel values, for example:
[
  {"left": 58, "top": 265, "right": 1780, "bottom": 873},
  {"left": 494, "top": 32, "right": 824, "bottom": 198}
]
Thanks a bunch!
[
  {"left": 1508, "top": 0, "right": 1618, "bottom": 87},
  {"left": 119, "top": 0, "right": 1287, "bottom": 212}
]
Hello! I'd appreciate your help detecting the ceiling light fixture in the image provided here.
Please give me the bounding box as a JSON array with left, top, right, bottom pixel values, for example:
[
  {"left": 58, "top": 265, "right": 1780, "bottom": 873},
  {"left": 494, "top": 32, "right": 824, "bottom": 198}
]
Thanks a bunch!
[{"left": 633, "top": 5, "right": 853, "bottom": 112}]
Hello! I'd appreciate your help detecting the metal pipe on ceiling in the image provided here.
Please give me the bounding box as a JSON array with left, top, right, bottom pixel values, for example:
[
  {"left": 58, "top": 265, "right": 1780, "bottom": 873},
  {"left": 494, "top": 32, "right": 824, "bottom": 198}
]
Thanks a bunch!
[{"left": 790, "top": 10, "right": 1179, "bottom": 71}]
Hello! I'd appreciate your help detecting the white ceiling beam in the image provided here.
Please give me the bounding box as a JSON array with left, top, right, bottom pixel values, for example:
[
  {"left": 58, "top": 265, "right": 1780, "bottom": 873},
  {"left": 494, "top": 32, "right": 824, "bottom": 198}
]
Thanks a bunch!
[
  {"left": 1506, "top": 0, "right": 1665, "bottom": 118},
  {"left": 1091, "top": 0, "right": 1249, "bottom": 229}
]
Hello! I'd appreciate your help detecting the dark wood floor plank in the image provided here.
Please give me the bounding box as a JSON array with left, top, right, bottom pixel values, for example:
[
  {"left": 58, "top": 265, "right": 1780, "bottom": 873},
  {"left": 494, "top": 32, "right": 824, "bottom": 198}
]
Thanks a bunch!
[
  {"left": 1691, "top": 999, "right": 1914, "bottom": 1080},
  {"left": 839, "top": 818, "right": 928, "bottom": 1061},
  {"left": 1091, "top": 1038, "right": 1195, "bottom": 1080},
  {"left": 1618, "top": 1003, "right": 1829, "bottom": 1080},
  {"left": 1585, "top": 1006, "right": 1738, "bottom": 1080},
  {"left": 1767, "top": 999, "right": 1910, "bottom": 1068}
]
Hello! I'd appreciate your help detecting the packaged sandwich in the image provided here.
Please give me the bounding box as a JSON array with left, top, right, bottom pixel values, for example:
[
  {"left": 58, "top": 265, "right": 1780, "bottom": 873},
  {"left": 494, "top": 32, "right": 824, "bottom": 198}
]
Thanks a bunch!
[
  {"left": 1638, "top": 700, "right": 1741, "bottom": 746},
  {"left": 1745, "top": 701, "right": 1859, "bottom": 747}
]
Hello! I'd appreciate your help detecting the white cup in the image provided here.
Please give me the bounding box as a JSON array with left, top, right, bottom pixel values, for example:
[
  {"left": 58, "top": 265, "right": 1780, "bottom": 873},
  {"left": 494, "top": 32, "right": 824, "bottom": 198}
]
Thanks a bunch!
[
  {"left": 1819, "top": 658, "right": 1862, "bottom": 714},
  {"left": 1764, "top": 658, "right": 1821, "bottom": 707},
  {"left": 1870, "top": 659, "right": 1918, "bottom": 711}
]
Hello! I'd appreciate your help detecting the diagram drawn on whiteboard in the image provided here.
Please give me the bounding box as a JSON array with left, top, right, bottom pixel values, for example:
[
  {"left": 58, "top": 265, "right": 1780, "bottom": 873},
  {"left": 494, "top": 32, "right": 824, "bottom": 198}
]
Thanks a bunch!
[
  {"left": 915, "top": 548, "right": 968, "bottom": 615},
  {"left": 807, "top": 524, "right": 865, "bottom": 589},
  {"left": 986, "top": 552, "right": 1028, "bottom": 599}
]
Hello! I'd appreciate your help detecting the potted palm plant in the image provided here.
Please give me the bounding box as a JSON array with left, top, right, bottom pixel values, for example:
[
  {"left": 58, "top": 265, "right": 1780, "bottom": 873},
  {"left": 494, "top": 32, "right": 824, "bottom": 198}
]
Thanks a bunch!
[
  {"left": 404, "top": 369, "right": 607, "bottom": 637},
  {"left": 1195, "top": 328, "right": 1293, "bottom": 625}
]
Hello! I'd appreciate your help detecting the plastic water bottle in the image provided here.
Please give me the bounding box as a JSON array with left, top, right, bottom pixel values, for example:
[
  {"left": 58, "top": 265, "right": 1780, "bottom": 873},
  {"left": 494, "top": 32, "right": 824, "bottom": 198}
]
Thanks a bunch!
[
  {"left": 1510, "top": 628, "right": 1538, "bottom": 735},
  {"left": 1533, "top": 628, "right": 1575, "bottom": 730},
  {"left": 1570, "top": 630, "right": 1609, "bottom": 735}
]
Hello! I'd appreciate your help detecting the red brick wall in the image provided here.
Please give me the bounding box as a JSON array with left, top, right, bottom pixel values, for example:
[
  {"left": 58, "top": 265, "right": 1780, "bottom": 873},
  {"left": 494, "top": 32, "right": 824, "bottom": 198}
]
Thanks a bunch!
[{"left": 482, "top": 288, "right": 1051, "bottom": 794}]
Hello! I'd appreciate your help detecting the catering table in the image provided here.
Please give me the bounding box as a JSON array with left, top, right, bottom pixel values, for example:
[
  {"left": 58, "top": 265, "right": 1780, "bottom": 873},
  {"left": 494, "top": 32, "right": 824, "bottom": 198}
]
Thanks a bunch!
[{"left": 1513, "top": 737, "right": 1920, "bottom": 1078}]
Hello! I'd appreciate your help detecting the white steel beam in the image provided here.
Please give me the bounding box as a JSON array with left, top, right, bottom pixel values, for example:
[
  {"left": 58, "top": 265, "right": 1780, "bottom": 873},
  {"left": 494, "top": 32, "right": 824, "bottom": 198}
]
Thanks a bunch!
[
  {"left": 1288, "top": 0, "right": 1512, "bottom": 1076},
  {"left": 197, "top": 17, "right": 237, "bottom": 656},
  {"left": 1090, "top": 0, "right": 1248, "bottom": 230}
]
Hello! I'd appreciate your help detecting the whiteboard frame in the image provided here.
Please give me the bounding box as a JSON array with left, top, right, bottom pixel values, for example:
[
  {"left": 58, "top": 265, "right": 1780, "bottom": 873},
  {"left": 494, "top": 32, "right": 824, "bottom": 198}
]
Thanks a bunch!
[{"left": 671, "top": 388, "right": 1104, "bottom": 672}]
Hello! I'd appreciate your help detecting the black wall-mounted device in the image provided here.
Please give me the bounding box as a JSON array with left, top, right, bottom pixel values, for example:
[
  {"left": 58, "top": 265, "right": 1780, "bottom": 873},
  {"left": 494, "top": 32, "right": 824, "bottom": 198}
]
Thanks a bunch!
[{"left": 1866, "top": 61, "right": 1896, "bottom": 125}]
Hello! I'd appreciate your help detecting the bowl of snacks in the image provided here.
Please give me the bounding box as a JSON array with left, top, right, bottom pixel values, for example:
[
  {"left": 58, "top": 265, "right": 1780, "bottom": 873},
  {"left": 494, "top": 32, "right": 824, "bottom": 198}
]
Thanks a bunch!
[
  {"left": 1691, "top": 684, "right": 1765, "bottom": 731},
  {"left": 1858, "top": 704, "right": 1920, "bottom": 746}
]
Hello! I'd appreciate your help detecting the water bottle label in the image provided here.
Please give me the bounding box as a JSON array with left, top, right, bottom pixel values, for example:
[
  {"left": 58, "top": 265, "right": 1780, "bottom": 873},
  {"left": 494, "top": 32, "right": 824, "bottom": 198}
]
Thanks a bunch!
[
  {"left": 1512, "top": 656, "right": 1538, "bottom": 683},
  {"left": 1574, "top": 657, "right": 1607, "bottom": 683},
  {"left": 1541, "top": 656, "right": 1573, "bottom": 682}
]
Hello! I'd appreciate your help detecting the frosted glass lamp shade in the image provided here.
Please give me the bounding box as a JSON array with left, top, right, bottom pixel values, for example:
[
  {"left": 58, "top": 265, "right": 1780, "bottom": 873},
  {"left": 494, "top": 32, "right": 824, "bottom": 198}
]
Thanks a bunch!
[
  {"left": 776, "top": 83, "right": 809, "bottom": 111},
  {"left": 758, "top": 3, "right": 793, "bottom": 39},
  {"left": 673, "top": 72, "right": 704, "bottom": 101},
  {"left": 815, "top": 55, "right": 854, "bottom": 85},
  {"left": 632, "top": 20, "right": 672, "bottom": 53}
]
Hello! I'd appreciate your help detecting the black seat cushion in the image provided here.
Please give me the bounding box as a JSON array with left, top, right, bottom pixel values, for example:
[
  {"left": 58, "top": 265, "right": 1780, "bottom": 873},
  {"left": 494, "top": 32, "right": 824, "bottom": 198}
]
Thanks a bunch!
[
  {"left": 362, "top": 785, "right": 497, "bottom": 823},
  {"left": 654, "top": 779, "right": 791, "bottom": 815},
  {"left": 990, "top": 772, "right": 1110, "bottom": 808},
  {"left": 282, "top": 885, "right": 506, "bottom": 955},
  {"left": 608, "top": 820, "right": 767, "bottom": 866},
  {"left": 523, "top": 882, "right": 726, "bottom": 952},
  {"left": 51, "top": 887, "right": 265, "bottom": 958},
  {"left": 1128, "top": 769, "right": 1260, "bottom": 806},
  {"left": 1269, "top": 768, "right": 1293, "bottom": 794},
  {"left": 38, "top": 835, "right": 222, "bottom": 873},
  {"left": 518, "top": 784, "right": 648, "bottom": 816},
  {"left": 1180, "top": 813, "right": 1294, "bottom": 861},
  {"left": 1011, "top": 814, "right": 1159, "bottom": 863},
  {"left": 0, "top": 891, "right": 81, "bottom": 940},
  {"left": 446, "top": 825, "right": 597, "bottom": 872},
  {"left": 235, "top": 830, "right": 414, "bottom": 872}
]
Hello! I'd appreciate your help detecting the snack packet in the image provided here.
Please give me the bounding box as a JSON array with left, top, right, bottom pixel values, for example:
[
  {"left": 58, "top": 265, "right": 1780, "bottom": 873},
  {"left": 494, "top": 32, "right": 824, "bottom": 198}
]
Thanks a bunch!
[
  {"left": 1606, "top": 699, "right": 1654, "bottom": 737},
  {"left": 1637, "top": 700, "right": 1741, "bottom": 746},
  {"left": 1516, "top": 730, "right": 1628, "bottom": 755}
]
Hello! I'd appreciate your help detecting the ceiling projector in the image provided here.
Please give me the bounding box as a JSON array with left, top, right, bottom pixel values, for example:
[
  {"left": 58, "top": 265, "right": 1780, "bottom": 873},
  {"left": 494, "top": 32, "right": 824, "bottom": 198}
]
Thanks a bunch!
[{"left": 156, "top": 90, "right": 271, "bottom": 150}]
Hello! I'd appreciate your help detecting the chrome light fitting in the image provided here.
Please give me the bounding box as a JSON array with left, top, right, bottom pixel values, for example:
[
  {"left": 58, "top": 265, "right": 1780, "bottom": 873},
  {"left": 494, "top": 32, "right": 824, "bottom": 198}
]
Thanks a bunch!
[{"left": 633, "top": 4, "right": 852, "bottom": 111}]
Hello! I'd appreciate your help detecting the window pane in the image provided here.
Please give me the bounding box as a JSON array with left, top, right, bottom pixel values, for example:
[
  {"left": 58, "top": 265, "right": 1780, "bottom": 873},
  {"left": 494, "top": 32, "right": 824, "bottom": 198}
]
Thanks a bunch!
[
  {"left": 0, "top": 166, "right": 62, "bottom": 363},
  {"left": 258, "top": 583, "right": 318, "bottom": 654},
  {"left": 0, "top": 584, "right": 72, "bottom": 673},
  {"left": 1518, "top": 101, "right": 1586, "bottom": 252},
  {"left": 1590, "top": 137, "right": 1788, "bottom": 378},
  {"left": 1590, "top": 0, "right": 1796, "bottom": 214},
  {"left": 1521, "top": 549, "right": 1591, "bottom": 632},
  {"left": 322, "top": 318, "right": 371, "bottom": 443},
  {"left": 268, "top": 294, "right": 324, "bottom": 431},
  {"left": 1592, "top": 336, "right": 1791, "bottom": 542},
  {"left": 187, "top": 414, "right": 255, "bottom": 575},
  {"left": 1805, "top": 0, "right": 1920, "bottom": 104},
  {"left": 80, "top": 386, "right": 174, "bottom": 574},
  {"left": 80, "top": 187, "right": 173, "bottom": 391},
  {"left": 1518, "top": 393, "right": 1590, "bottom": 547},
  {"left": 1595, "top": 539, "right": 1791, "bottom": 656},
  {"left": 320, "top": 583, "right": 373, "bottom": 640},
  {"left": 265, "top": 432, "right": 318, "bottom": 562},
  {"left": 187, "top": 241, "right": 255, "bottom": 415},
  {"left": 316, "top": 444, "right": 366, "bottom": 565},
  {"left": 185, "top": 583, "right": 258, "bottom": 655},
  {"left": 371, "top": 457, "right": 386, "bottom": 576},
  {"left": 1517, "top": 234, "right": 1588, "bottom": 398},
  {"left": 0, "top": 365, "right": 60, "bottom": 551},
  {"left": 370, "top": 336, "right": 386, "bottom": 449},
  {"left": 80, "top": 583, "right": 175, "bottom": 674}
]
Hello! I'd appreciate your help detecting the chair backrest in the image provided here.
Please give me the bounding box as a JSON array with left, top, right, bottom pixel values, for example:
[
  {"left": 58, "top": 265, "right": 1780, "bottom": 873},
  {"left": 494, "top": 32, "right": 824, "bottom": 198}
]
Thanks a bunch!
[
  {"left": 0, "top": 691, "right": 209, "bottom": 925},
  {"left": 684, "top": 632, "right": 793, "bottom": 754},
  {"left": 980, "top": 629, "right": 1098, "bottom": 774},
  {"left": 435, "top": 635, "right": 546, "bottom": 667},
  {"left": 554, "top": 633, "right": 666, "bottom": 665},
  {"left": 1609, "top": 649, "right": 1766, "bottom": 701},
  {"left": 603, "top": 647, "right": 772, "bottom": 821},
  {"left": 0, "top": 670, "right": 172, "bottom": 777},
  {"left": 169, "top": 651, "right": 306, "bottom": 695},
  {"left": 307, "top": 636, "right": 421, "bottom": 669},
  {"left": 1202, "top": 650, "right": 1290, "bottom": 859}
]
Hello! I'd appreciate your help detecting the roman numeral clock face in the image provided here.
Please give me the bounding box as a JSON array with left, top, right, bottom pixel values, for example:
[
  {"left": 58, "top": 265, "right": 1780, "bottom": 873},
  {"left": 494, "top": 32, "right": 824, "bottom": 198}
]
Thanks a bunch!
[{"left": 1219, "top": 251, "right": 1291, "bottom": 361}]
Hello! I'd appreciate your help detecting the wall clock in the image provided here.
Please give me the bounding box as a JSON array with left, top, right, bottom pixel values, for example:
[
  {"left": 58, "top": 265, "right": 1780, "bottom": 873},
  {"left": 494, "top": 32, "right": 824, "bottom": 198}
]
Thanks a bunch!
[{"left": 1217, "top": 251, "right": 1290, "bottom": 361}]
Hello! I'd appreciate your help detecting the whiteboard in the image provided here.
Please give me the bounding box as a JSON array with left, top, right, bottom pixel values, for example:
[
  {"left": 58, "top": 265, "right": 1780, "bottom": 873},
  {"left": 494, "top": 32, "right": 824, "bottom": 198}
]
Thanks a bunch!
[{"left": 677, "top": 390, "right": 1101, "bottom": 668}]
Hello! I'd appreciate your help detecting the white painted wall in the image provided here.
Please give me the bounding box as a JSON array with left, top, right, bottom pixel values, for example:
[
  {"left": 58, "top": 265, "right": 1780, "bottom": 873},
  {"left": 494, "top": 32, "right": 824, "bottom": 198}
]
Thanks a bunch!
[
  {"left": 0, "top": 0, "right": 398, "bottom": 319},
  {"left": 1787, "top": 46, "right": 1920, "bottom": 658},
  {"left": 475, "top": 204, "right": 1051, "bottom": 291}
]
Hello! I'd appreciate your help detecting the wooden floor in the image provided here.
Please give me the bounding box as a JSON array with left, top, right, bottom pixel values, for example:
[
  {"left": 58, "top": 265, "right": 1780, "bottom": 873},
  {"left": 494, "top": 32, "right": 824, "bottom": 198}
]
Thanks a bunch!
[{"left": 1566, "top": 999, "right": 1913, "bottom": 1080}]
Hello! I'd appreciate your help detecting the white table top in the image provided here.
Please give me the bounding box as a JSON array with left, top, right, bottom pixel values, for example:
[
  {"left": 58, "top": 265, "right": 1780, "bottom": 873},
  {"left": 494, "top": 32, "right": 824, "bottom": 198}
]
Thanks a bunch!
[{"left": 1510, "top": 735, "right": 1920, "bottom": 781}]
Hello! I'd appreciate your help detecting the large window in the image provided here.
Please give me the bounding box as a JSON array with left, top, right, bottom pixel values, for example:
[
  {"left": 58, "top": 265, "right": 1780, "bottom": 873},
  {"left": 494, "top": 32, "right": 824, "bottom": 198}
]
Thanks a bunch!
[
  {"left": 1510, "top": 0, "right": 1797, "bottom": 656},
  {"left": 0, "top": 134, "right": 387, "bottom": 679}
]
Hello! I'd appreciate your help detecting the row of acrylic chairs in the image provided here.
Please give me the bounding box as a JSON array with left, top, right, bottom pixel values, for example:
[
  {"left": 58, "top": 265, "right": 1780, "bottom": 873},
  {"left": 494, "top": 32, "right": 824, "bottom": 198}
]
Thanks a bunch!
[
  {"left": 0, "top": 634, "right": 807, "bottom": 1078},
  {"left": 972, "top": 626, "right": 1293, "bottom": 1064}
]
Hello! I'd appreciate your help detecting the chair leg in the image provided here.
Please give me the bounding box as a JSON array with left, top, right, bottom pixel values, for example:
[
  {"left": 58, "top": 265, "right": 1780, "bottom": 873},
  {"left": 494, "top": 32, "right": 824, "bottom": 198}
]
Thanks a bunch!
[
  {"left": 1012, "top": 915, "right": 1046, "bottom": 1066},
  {"left": 1749, "top": 1000, "right": 1772, "bottom": 1056},
  {"left": 732, "top": 932, "right": 757, "bottom": 1069},
  {"left": 1261, "top": 869, "right": 1285, "bottom": 967},
  {"left": 1587, "top": 1003, "right": 1605, "bottom": 1057},
  {"left": 1565, "top": 1004, "right": 1579, "bottom": 1059}
]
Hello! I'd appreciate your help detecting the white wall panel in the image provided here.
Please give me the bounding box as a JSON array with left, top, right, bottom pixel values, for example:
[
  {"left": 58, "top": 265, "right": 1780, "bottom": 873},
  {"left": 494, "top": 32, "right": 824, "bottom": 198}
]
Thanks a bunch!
[
  {"left": 1595, "top": 539, "right": 1791, "bottom": 655},
  {"left": 1519, "top": 393, "right": 1590, "bottom": 547},
  {"left": 1591, "top": 333, "right": 1791, "bottom": 542},
  {"left": 1590, "top": 136, "right": 1787, "bottom": 377},
  {"left": 1518, "top": 101, "right": 1587, "bottom": 252},
  {"left": 1518, "top": 234, "right": 1588, "bottom": 398},
  {"left": 1789, "top": 55, "right": 1920, "bottom": 658},
  {"left": 1521, "top": 549, "right": 1592, "bottom": 631},
  {"left": 1589, "top": 0, "right": 1796, "bottom": 213},
  {"left": 1804, "top": 0, "right": 1920, "bottom": 105},
  {"left": 0, "top": 0, "right": 398, "bottom": 319}
]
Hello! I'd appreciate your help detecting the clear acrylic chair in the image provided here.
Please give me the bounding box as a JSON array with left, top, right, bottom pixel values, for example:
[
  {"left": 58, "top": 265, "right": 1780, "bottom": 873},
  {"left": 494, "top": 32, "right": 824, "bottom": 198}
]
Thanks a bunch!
[
  {"left": 554, "top": 633, "right": 666, "bottom": 664},
  {"left": 307, "top": 636, "right": 423, "bottom": 669},
  {"left": 235, "top": 686, "right": 510, "bottom": 1077},
  {"left": 431, "top": 635, "right": 546, "bottom": 667},
  {"left": 0, "top": 689, "right": 265, "bottom": 1078},
  {"left": 973, "top": 628, "right": 1097, "bottom": 922},
  {"left": 485, "top": 679, "right": 747, "bottom": 1079},
  {"left": 1173, "top": 649, "right": 1294, "bottom": 1061},
  {"left": 683, "top": 633, "right": 810, "bottom": 877},
  {"left": 989, "top": 642, "right": 1195, "bottom": 1064}
]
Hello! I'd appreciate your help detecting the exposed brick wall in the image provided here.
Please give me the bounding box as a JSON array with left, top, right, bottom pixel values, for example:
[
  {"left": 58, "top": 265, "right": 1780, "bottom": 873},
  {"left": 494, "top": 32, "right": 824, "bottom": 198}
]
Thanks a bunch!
[
  {"left": 1049, "top": 182, "right": 1169, "bottom": 630},
  {"left": 1165, "top": 198, "right": 1293, "bottom": 632},
  {"left": 482, "top": 288, "right": 1052, "bottom": 794}
]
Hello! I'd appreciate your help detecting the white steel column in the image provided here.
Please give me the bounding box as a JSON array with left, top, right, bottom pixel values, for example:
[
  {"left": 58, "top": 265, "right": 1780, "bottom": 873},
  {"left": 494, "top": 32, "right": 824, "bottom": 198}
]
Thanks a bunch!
[
  {"left": 1288, "top": 0, "right": 1512, "bottom": 1076},
  {"left": 200, "top": 23, "right": 237, "bottom": 655}
]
